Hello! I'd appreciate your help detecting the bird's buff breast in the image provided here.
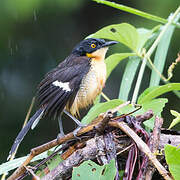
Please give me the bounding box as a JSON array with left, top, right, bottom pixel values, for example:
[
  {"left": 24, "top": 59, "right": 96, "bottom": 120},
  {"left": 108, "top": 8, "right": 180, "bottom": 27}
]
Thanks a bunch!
[{"left": 69, "top": 60, "right": 106, "bottom": 116}]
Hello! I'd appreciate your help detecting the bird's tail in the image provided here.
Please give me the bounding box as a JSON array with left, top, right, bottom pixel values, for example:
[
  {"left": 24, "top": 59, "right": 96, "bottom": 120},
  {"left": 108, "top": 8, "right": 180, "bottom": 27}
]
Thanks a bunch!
[{"left": 7, "top": 108, "right": 44, "bottom": 160}]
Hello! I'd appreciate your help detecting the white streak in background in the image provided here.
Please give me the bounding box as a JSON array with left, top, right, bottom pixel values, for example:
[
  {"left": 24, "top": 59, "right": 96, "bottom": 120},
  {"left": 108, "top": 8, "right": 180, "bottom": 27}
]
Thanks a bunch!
[
  {"left": 33, "top": 10, "right": 37, "bottom": 21},
  {"left": 52, "top": 80, "right": 71, "bottom": 92}
]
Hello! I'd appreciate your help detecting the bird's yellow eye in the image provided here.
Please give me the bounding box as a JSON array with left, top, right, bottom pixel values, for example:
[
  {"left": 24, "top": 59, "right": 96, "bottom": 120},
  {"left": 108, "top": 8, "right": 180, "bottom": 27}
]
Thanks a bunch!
[{"left": 91, "top": 43, "right": 96, "bottom": 48}]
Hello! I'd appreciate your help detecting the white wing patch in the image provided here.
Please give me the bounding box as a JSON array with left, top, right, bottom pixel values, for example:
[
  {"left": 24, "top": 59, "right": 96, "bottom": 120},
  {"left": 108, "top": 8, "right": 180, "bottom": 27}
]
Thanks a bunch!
[{"left": 52, "top": 80, "right": 71, "bottom": 92}]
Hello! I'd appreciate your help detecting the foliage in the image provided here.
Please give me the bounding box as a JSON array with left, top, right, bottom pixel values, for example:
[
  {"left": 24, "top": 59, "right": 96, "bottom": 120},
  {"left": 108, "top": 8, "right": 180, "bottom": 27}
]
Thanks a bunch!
[
  {"left": 81, "top": 99, "right": 123, "bottom": 124},
  {"left": 138, "top": 83, "right": 180, "bottom": 104},
  {"left": 105, "top": 53, "right": 135, "bottom": 78},
  {"left": 0, "top": 150, "right": 49, "bottom": 175},
  {"left": 79, "top": 1, "right": 180, "bottom": 179},
  {"left": 168, "top": 110, "right": 180, "bottom": 129},
  {"left": 1, "top": 1, "right": 180, "bottom": 179},
  {"left": 89, "top": 21, "right": 180, "bottom": 130},
  {"left": 149, "top": 14, "right": 180, "bottom": 87},
  {"left": 72, "top": 159, "right": 116, "bottom": 180},
  {"left": 45, "top": 150, "right": 63, "bottom": 171},
  {"left": 165, "top": 145, "right": 180, "bottom": 180}
]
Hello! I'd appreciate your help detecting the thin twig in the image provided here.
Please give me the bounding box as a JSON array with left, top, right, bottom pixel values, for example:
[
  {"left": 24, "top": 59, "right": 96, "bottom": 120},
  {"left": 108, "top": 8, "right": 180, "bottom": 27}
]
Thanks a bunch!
[
  {"left": 23, "top": 97, "right": 35, "bottom": 127},
  {"left": 116, "top": 143, "right": 134, "bottom": 155},
  {"left": 101, "top": 92, "right": 111, "bottom": 101}
]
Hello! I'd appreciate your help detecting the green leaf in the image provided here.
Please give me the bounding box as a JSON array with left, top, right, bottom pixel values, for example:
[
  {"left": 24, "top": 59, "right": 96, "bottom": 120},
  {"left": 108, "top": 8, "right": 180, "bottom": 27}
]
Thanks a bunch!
[
  {"left": 92, "top": 23, "right": 159, "bottom": 54},
  {"left": 72, "top": 159, "right": 116, "bottom": 180},
  {"left": 118, "top": 26, "right": 160, "bottom": 101},
  {"left": 141, "top": 98, "right": 168, "bottom": 129},
  {"left": 119, "top": 98, "right": 168, "bottom": 130},
  {"left": 143, "top": 30, "right": 160, "bottom": 50},
  {"left": 138, "top": 83, "right": 180, "bottom": 104},
  {"left": 81, "top": 99, "right": 123, "bottom": 125},
  {"left": 46, "top": 154, "right": 63, "bottom": 171},
  {"left": 136, "top": 25, "right": 160, "bottom": 52},
  {"left": 119, "top": 170, "right": 124, "bottom": 180},
  {"left": 168, "top": 110, "right": 180, "bottom": 129},
  {"left": 92, "top": 23, "right": 139, "bottom": 52},
  {"left": 106, "top": 53, "right": 135, "bottom": 78},
  {"left": 0, "top": 157, "right": 29, "bottom": 175},
  {"left": 36, "top": 170, "right": 45, "bottom": 178},
  {"left": 0, "top": 146, "right": 60, "bottom": 175},
  {"left": 117, "top": 27, "right": 159, "bottom": 101},
  {"left": 118, "top": 56, "right": 140, "bottom": 101},
  {"left": 149, "top": 14, "right": 180, "bottom": 87},
  {"left": 136, "top": 28, "right": 152, "bottom": 52},
  {"left": 94, "top": 94, "right": 101, "bottom": 105},
  {"left": 165, "top": 144, "right": 180, "bottom": 180},
  {"left": 0, "top": 150, "right": 50, "bottom": 175},
  {"left": 101, "top": 160, "right": 117, "bottom": 180}
]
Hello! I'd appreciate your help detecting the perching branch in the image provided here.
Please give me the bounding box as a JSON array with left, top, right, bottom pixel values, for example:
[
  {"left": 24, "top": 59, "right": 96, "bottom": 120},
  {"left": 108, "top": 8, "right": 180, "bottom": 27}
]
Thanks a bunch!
[{"left": 7, "top": 108, "right": 178, "bottom": 180}]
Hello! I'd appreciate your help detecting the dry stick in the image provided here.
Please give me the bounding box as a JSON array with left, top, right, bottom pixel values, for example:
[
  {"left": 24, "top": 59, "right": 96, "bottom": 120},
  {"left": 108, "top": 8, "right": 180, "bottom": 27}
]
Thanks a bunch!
[
  {"left": 9, "top": 111, "right": 177, "bottom": 180},
  {"left": 116, "top": 144, "right": 134, "bottom": 155},
  {"left": 7, "top": 123, "right": 98, "bottom": 180},
  {"left": 39, "top": 133, "right": 180, "bottom": 180},
  {"left": 19, "top": 134, "right": 180, "bottom": 180},
  {"left": 145, "top": 116, "right": 164, "bottom": 180},
  {"left": 109, "top": 121, "right": 172, "bottom": 180},
  {"left": 42, "top": 110, "right": 153, "bottom": 180},
  {"left": 7, "top": 102, "right": 130, "bottom": 180},
  {"left": 41, "top": 134, "right": 125, "bottom": 180},
  {"left": 30, "top": 132, "right": 180, "bottom": 180}
]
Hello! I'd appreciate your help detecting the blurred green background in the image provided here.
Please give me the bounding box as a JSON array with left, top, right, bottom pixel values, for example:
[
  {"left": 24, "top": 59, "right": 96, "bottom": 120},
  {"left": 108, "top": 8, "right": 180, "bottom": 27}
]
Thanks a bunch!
[{"left": 0, "top": 0, "right": 180, "bottom": 164}]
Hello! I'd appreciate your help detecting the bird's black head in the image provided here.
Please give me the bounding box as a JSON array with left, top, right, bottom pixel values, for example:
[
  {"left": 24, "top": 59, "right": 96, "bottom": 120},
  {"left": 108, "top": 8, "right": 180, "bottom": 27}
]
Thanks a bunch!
[{"left": 72, "top": 38, "right": 118, "bottom": 56}]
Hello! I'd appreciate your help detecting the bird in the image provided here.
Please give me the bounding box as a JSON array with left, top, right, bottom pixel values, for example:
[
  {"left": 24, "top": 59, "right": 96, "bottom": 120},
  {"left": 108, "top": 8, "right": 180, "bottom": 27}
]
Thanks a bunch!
[{"left": 8, "top": 38, "right": 118, "bottom": 160}]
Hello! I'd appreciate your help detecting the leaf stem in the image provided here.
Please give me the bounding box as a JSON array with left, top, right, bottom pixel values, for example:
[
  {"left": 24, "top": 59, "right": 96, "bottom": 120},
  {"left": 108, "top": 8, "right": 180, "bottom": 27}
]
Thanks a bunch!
[{"left": 94, "top": 0, "right": 180, "bottom": 28}]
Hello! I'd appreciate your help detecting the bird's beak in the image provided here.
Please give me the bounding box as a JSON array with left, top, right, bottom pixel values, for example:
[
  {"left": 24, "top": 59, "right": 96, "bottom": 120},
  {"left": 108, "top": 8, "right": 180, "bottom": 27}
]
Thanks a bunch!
[{"left": 102, "top": 41, "right": 118, "bottom": 47}]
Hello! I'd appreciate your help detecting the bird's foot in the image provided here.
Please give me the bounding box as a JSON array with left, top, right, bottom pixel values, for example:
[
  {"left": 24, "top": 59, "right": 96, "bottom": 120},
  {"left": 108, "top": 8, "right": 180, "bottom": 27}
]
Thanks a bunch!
[
  {"left": 73, "top": 124, "right": 86, "bottom": 139},
  {"left": 57, "top": 132, "right": 65, "bottom": 140}
]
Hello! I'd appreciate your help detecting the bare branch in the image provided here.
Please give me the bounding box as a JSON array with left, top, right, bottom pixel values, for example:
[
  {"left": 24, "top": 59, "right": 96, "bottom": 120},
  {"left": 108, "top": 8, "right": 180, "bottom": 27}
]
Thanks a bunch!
[{"left": 109, "top": 120, "right": 172, "bottom": 180}]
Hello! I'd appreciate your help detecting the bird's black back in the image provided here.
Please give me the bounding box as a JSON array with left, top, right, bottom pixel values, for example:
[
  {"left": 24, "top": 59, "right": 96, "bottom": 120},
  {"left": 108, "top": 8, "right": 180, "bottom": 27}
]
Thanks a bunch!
[{"left": 37, "top": 54, "right": 91, "bottom": 119}]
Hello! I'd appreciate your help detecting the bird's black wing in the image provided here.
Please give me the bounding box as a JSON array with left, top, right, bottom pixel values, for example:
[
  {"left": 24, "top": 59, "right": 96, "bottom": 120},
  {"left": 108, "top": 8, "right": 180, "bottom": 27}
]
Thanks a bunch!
[
  {"left": 37, "top": 54, "right": 90, "bottom": 118},
  {"left": 8, "top": 55, "right": 90, "bottom": 160}
]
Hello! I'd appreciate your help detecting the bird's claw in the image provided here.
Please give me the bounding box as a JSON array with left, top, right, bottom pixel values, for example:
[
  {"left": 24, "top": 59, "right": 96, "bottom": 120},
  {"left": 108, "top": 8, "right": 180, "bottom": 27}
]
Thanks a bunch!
[
  {"left": 73, "top": 124, "right": 86, "bottom": 140},
  {"left": 57, "top": 132, "right": 65, "bottom": 140}
]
